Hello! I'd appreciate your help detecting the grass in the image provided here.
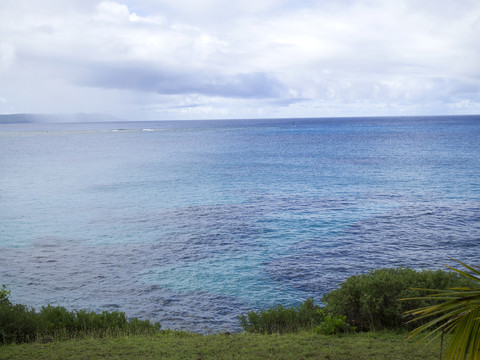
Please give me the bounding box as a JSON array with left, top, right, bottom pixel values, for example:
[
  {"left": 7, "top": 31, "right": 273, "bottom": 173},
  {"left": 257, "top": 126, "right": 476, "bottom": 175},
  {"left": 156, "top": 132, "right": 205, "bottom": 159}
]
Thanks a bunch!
[{"left": 0, "top": 331, "right": 440, "bottom": 360}]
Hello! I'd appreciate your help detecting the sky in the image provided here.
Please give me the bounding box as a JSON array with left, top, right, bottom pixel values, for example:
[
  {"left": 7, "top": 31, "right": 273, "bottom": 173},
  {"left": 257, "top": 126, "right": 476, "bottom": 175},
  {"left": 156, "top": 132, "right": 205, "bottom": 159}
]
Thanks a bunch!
[{"left": 0, "top": 0, "right": 479, "bottom": 121}]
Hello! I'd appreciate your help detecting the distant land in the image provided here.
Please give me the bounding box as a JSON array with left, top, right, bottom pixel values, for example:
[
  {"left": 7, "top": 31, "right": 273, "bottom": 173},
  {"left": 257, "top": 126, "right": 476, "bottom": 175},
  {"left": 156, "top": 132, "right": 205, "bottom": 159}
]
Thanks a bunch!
[{"left": 0, "top": 113, "right": 122, "bottom": 124}]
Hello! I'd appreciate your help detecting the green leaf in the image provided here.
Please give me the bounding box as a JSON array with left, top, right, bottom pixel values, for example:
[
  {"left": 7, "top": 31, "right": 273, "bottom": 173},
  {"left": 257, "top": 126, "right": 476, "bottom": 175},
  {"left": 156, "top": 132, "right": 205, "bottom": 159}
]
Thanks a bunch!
[{"left": 403, "top": 259, "right": 480, "bottom": 360}]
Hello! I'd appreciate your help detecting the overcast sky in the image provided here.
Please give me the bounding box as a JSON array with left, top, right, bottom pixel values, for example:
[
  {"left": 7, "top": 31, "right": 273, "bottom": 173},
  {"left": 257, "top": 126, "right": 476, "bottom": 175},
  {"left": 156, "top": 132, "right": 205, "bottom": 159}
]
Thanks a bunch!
[{"left": 1, "top": 0, "right": 479, "bottom": 120}]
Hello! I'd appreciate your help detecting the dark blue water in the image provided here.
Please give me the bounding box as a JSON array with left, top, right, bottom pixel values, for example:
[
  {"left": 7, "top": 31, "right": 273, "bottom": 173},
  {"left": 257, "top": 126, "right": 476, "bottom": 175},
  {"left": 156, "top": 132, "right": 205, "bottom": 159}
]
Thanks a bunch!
[{"left": 1, "top": 116, "right": 479, "bottom": 332}]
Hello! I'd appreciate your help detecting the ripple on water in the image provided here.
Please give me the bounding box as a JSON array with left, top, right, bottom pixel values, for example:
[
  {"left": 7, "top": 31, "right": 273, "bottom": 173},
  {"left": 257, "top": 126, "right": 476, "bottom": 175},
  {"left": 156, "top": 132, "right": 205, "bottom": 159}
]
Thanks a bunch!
[
  {"left": 266, "top": 201, "right": 480, "bottom": 294},
  {"left": 1, "top": 199, "right": 480, "bottom": 332}
]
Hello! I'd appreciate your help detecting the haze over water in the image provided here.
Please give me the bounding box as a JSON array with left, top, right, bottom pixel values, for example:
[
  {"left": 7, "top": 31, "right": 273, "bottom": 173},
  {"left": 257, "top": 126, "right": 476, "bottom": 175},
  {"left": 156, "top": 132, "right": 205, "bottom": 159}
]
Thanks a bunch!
[{"left": 1, "top": 116, "right": 479, "bottom": 332}]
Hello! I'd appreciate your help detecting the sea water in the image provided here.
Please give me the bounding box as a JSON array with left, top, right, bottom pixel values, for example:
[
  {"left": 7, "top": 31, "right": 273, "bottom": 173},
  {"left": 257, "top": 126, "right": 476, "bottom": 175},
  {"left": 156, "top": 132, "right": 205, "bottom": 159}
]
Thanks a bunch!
[{"left": 1, "top": 116, "right": 479, "bottom": 332}]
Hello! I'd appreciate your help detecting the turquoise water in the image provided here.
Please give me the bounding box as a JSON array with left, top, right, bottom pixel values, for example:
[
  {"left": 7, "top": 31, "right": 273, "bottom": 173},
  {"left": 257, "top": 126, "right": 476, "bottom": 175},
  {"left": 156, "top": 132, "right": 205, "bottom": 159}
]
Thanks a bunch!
[{"left": 1, "top": 116, "right": 479, "bottom": 332}]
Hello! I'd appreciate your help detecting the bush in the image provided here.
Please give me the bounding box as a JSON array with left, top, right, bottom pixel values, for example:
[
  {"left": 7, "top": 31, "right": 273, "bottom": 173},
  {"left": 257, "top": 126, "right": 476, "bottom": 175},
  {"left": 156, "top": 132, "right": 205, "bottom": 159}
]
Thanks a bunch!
[
  {"left": 238, "top": 298, "right": 324, "bottom": 334},
  {"left": 321, "top": 268, "right": 473, "bottom": 331},
  {"left": 0, "top": 286, "right": 161, "bottom": 344},
  {"left": 315, "top": 315, "right": 354, "bottom": 335},
  {"left": 38, "top": 305, "right": 76, "bottom": 337},
  {"left": 0, "top": 285, "right": 11, "bottom": 306},
  {"left": 0, "top": 302, "right": 38, "bottom": 344}
]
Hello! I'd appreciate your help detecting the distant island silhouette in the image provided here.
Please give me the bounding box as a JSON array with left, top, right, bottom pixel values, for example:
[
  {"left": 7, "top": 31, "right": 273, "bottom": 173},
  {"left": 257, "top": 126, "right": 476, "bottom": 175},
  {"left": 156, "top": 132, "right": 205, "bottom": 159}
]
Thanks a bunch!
[{"left": 0, "top": 113, "right": 122, "bottom": 124}]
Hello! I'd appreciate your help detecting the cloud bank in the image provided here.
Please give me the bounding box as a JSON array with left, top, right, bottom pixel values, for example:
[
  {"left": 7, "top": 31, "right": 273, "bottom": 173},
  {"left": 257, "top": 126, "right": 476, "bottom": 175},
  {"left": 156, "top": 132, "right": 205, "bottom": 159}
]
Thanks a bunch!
[{"left": 0, "top": 0, "right": 479, "bottom": 120}]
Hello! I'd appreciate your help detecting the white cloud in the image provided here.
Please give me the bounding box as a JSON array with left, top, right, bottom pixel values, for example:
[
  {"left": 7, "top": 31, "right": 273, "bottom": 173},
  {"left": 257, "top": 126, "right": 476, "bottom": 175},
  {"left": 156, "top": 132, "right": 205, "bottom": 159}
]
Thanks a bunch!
[
  {"left": 0, "top": 0, "right": 479, "bottom": 119},
  {"left": 0, "top": 42, "right": 17, "bottom": 69}
]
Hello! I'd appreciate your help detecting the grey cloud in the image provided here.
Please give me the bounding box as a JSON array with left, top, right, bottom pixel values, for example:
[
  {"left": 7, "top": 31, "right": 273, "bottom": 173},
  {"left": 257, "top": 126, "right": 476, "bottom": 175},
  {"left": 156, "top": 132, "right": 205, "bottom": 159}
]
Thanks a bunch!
[
  {"left": 267, "top": 98, "right": 310, "bottom": 107},
  {"left": 76, "top": 63, "right": 288, "bottom": 99}
]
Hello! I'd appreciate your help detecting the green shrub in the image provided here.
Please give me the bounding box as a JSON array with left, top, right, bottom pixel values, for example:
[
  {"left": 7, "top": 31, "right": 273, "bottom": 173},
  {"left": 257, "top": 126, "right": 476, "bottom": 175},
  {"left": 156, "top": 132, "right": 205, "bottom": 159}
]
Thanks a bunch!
[
  {"left": 0, "top": 285, "right": 11, "bottom": 306},
  {"left": 0, "top": 286, "right": 161, "bottom": 344},
  {"left": 38, "top": 305, "right": 76, "bottom": 336},
  {"left": 315, "top": 315, "right": 354, "bottom": 335},
  {"left": 0, "top": 302, "right": 38, "bottom": 344},
  {"left": 321, "top": 268, "right": 473, "bottom": 331},
  {"left": 238, "top": 298, "right": 324, "bottom": 334}
]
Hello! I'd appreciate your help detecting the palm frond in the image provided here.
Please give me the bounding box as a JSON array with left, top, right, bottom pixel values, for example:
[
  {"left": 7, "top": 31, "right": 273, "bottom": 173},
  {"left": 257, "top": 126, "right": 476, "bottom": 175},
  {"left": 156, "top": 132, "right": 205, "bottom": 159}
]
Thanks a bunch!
[{"left": 403, "top": 259, "right": 480, "bottom": 360}]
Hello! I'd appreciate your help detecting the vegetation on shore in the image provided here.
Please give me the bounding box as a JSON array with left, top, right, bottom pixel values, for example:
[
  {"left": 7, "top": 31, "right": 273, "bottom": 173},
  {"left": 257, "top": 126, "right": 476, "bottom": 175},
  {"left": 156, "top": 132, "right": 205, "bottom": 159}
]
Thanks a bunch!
[
  {"left": 1, "top": 264, "right": 479, "bottom": 359},
  {"left": 239, "top": 268, "right": 472, "bottom": 334},
  {"left": 0, "top": 285, "right": 160, "bottom": 344}
]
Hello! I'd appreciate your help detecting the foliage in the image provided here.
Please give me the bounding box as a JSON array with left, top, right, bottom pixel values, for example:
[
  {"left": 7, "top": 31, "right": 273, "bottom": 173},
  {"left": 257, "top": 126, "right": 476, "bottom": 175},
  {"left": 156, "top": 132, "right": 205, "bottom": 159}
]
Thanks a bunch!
[
  {"left": 321, "top": 267, "right": 473, "bottom": 331},
  {"left": 0, "top": 287, "right": 160, "bottom": 344},
  {"left": 0, "top": 285, "right": 11, "bottom": 305},
  {"left": 238, "top": 298, "right": 325, "bottom": 334},
  {"left": 314, "top": 315, "right": 355, "bottom": 335},
  {"left": 0, "top": 301, "right": 38, "bottom": 344},
  {"left": 404, "top": 259, "right": 480, "bottom": 360}
]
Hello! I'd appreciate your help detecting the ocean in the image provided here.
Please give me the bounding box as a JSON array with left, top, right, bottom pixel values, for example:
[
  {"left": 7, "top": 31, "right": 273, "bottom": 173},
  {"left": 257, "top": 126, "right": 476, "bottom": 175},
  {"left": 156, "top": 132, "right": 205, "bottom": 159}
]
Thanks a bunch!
[{"left": 1, "top": 116, "right": 479, "bottom": 332}]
